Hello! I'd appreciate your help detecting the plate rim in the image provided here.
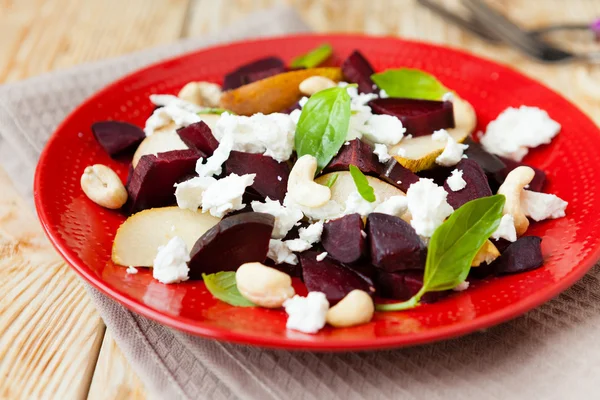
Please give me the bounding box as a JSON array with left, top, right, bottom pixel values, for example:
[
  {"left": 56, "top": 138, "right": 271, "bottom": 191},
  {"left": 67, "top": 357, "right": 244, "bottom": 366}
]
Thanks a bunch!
[{"left": 34, "top": 33, "right": 600, "bottom": 351}]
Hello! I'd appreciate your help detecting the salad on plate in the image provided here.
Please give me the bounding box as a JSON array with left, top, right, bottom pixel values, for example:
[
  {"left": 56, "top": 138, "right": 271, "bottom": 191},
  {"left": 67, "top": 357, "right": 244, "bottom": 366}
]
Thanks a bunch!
[{"left": 81, "top": 43, "right": 567, "bottom": 334}]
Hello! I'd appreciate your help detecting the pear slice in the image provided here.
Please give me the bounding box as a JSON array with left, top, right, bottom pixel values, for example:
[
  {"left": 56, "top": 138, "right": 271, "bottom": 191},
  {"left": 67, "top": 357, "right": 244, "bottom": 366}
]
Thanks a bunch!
[
  {"left": 112, "top": 206, "right": 220, "bottom": 267},
  {"left": 390, "top": 96, "right": 477, "bottom": 172},
  {"left": 132, "top": 131, "right": 188, "bottom": 168},
  {"left": 471, "top": 240, "right": 500, "bottom": 267}
]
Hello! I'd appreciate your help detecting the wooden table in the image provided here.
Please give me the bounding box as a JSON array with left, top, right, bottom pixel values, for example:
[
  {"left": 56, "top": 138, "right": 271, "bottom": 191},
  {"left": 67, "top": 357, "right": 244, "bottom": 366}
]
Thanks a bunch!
[{"left": 1, "top": 0, "right": 599, "bottom": 398}]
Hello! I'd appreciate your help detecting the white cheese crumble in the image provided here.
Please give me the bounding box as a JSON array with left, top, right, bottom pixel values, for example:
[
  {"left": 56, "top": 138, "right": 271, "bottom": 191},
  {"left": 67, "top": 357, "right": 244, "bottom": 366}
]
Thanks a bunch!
[
  {"left": 373, "top": 143, "right": 392, "bottom": 163},
  {"left": 144, "top": 105, "right": 201, "bottom": 136},
  {"left": 480, "top": 106, "right": 561, "bottom": 161},
  {"left": 299, "top": 221, "right": 324, "bottom": 244},
  {"left": 284, "top": 292, "right": 330, "bottom": 334},
  {"left": 344, "top": 191, "right": 378, "bottom": 217},
  {"left": 277, "top": 176, "right": 282, "bottom": 181},
  {"left": 446, "top": 169, "right": 467, "bottom": 191},
  {"left": 195, "top": 132, "right": 234, "bottom": 177},
  {"left": 373, "top": 195, "right": 408, "bottom": 217},
  {"left": 396, "top": 148, "right": 407, "bottom": 157},
  {"left": 316, "top": 252, "right": 328, "bottom": 261},
  {"left": 491, "top": 214, "right": 517, "bottom": 242},
  {"left": 267, "top": 239, "right": 298, "bottom": 265},
  {"left": 521, "top": 190, "right": 568, "bottom": 221},
  {"left": 431, "top": 129, "right": 450, "bottom": 142},
  {"left": 251, "top": 198, "right": 304, "bottom": 239},
  {"left": 201, "top": 173, "right": 255, "bottom": 218},
  {"left": 284, "top": 239, "right": 312, "bottom": 253},
  {"left": 126, "top": 266, "right": 138, "bottom": 275},
  {"left": 436, "top": 136, "right": 468, "bottom": 167},
  {"left": 453, "top": 281, "right": 469, "bottom": 292},
  {"left": 284, "top": 195, "right": 343, "bottom": 222},
  {"left": 174, "top": 176, "right": 216, "bottom": 211},
  {"left": 362, "top": 114, "right": 406, "bottom": 146},
  {"left": 406, "top": 178, "right": 454, "bottom": 237},
  {"left": 152, "top": 236, "right": 190, "bottom": 284},
  {"left": 361, "top": 230, "right": 367, "bottom": 238},
  {"left": 442, "top": 92, "right": 455, "bottom": 102},
  {"left": 213, "top": 112, "right": 296, "bottom": 162},
  {"left": 379, "top": 89, "right": 389, "bottom": 98}
]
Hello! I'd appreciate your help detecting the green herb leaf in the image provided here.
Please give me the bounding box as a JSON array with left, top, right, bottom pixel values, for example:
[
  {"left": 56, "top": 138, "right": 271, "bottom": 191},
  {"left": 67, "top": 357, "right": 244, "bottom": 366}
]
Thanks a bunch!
[
  {"left": 290, "top": 43, "right": 333, "bottom": 69},
  {"left": 295, "top": 86, "right": 352, "bottom": 172},
  {"left": 198, "top": 108, "right": 231, "bottom": 115},
  {"left": 371, "top": 68, "right": 448, "bottom": 100},
  {"left": 325, "top": 173, "right": 339, "bottom": 188},
  {"left": 202, "top": 272, "right": 255, "bottom": 307},
  {"left": 349, "top": 165, "right": 376, "bottom": 202},
  {"left": 376, "top": 195, "right": 506, "bottom": 311}
]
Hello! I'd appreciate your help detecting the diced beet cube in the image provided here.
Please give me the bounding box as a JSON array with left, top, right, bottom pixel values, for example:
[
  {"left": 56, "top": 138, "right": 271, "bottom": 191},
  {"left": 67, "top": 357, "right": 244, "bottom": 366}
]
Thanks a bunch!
[
  {"left": 491, "top": 236, "right": 543, "bottom": 275},
  {"left": 125, "top": 163, "right": 134, "bottom": 187},
  {"left": 494, "top": 156, "right": 547, "bottom": 192},
  {"left": 223, "top": 57, "right": 286, "bottom": 90},
  {"left": 368, "top": 98, "right": 455, "bottom": 137},
  {"left": 300, "top": 251, "right": 376, "bottom": 305},
  {"left": 463, "top": 138, "right": 506, "bottom": 176},
  {"left": 375, "top": 270, "right": 450, "bottom": 303},
  {"left": 443, "top": 159, "right": 492, "bottom": 209},
  {"left": 468, "top": 262, "right": 496, "bottom": 280},
  {"left": 367, "top": 213, "right": 426, "bottom": 272},
  {"left": 224, "top": 151, "right": 290, "bottom": 203},
  {"left": 188, "top": 212, "right": 274, "bottom": 278},
  {"left": 321, "top": 214, "right": 366, "bottom": 264},
  {"left": 341, "top": 50, "right": 378, "bottom": 94},
  {"left": 417, "top": 166, "right": 453, "bottom": 186},
  {"left": 265, "top": 259, "right": 302, "bottom": 279},
  {"left": 126, "top": 150, "right": 200, "bottom": 213},
  {"left": 325, "top": 139, "right": 381, "bottom": 176},
  {"left": 91, "top": 121, "right": 145, "bottom": 157},
  {"left": 176, "top": 121, "right": 217, "bottom": 156},
  {"left": 380, "top": 159, "right": 420, "bottom": 192}
]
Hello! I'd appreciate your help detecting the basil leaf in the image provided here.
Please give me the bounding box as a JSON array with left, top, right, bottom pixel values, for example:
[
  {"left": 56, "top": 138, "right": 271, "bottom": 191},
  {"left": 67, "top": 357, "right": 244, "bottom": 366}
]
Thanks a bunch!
[
  {"left": 290, "top": 43, "right": 333, "bottom": 69},
  {"left": 295, "top": 86, "right": 351, "bottom": 172},
  {"left": 349, "top": 165, "right": 376, "bottom": 202},
  {"left": 371, "top": 68, "right": 448, "bottom": 100},
  {"left": 202, "top": 272, "right": 255, "bottom": 307},
  {"left": 198, "top": 108, "right": 231, "bottom": 115},
  {"left": 325, "top": 173, "right": 339, "bottom": 188},
  {"left": 377, "top": 195, "right": 505, "bottom": 311}
]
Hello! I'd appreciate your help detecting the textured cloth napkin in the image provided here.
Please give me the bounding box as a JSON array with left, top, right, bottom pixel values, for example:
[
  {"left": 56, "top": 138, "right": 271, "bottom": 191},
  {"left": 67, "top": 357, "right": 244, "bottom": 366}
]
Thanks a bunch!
[{"left": 2, "top": 5, "right": 600, "bottom": 400}]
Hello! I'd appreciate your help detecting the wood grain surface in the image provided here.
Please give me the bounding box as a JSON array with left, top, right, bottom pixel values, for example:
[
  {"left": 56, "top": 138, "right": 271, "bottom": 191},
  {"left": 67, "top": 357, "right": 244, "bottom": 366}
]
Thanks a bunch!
[{"left": 0, "top": 0, "right": 599, "bottom": 399}]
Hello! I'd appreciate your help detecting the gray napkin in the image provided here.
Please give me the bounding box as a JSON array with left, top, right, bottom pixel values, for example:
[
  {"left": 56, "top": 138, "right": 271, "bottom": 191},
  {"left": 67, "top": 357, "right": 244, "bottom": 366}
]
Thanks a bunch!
[{"left": 2, "top": 6, "right": 600, "bottom": 400}]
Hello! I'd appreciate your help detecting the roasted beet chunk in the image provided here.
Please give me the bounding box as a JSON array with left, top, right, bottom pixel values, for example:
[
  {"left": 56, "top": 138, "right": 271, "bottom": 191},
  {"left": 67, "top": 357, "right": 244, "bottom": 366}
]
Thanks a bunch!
[
  {"left": 91, "top": 121, "right": 145, "bottom": 157},
  {"left": 367, "top": 213, "right": 426, "bottom": 271},
  {"left": 325, "top": 139, "right": 381, "bottom": 175},
  {"left": 368, "top": 98, "right": 455, "bottom": 137},
  {"left": 224, "top": 151, "right": 290, "bottom": 203},
  {"left": 321, "top": 214, "right": 366, "bottom": 264},
  {"left": 491, "top": 236, "right": 543, "bottom": 275},
  {"left": 176, "top": 121, "right": 218, "bottom": 156},
  {"left": 341, "top": 50, "right": 378, "bottom": 94},
  {"left": 300, "top": 251, "right": 375, "bottom": 305},
  {"left": 380, "top": 159, "right": 420, "bottom": 192},
  {"left": 375, "top": 270, "right": 450, "bottom": 303},
  {"left": 223, "top": 57, "right": 286, "bottom": 90},
  {"left": 463, "top": 138, "right": 506, "bottom": 176},
  {"left": 126, "top": 150, "right": 200, "bottom": 213},
  {"left": 188, "top": 212, "right": 274, "bottom": 278},
  {"left": 494, "top": 156, "right": 547, "bottom": 192},
  {"left": 443, "top": 159, "right": 492, "bottom": 209},
  {"left": 265, "top": 259, "right": 302, "bottom": 279}
]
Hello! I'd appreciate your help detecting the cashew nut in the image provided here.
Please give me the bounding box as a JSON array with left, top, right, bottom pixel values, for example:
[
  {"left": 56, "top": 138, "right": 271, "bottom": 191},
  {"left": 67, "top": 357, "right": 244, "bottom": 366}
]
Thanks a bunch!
[
  {"left": 471, "top": 240, "right": 500, "bottom": 267},
  {"left": 80, "top": 164, "right": 128, "bottom": 209},
  {"left": 236, "top": 262, "right": 295, "bottom": 308},
  {"left": 287, "top": 155, "right": 331, "bottom": 208},
  {"left": 497, "top": 166, "right": 535, "bottom": 236},
  {"left": 326, "top": 290, "right": 374, "bottom": 328},
  {"left": 299, "top": 76, "right": 336, "bottom": 96},
  {"left": 178, "top": 81, "right": 222, "bottom": 108}
]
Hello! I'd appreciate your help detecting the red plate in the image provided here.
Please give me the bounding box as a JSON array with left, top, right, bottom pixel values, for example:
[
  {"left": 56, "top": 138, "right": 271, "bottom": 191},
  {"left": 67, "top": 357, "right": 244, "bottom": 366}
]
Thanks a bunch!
[{"left": 34, "top": 35, "right": 600, "bottom": 350}]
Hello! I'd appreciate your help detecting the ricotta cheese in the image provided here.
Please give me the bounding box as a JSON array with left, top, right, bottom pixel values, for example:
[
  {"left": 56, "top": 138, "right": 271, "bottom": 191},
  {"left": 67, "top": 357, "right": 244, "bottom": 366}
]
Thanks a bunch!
[
  {"left": 406, "top": 178, "right": 454, "bottom": 237},
  {"left": 267, "top": 239, "right": 298, "bottom": 265},
  {"left": 373, "top": 195, "right": 408, "bottom": 217},
  {"left": 436, "top": 136, "right": 468, "bottom": 167},
  {"left": 480, "top": 106, "right": 561, "bottom": 161},
  {"left": 431, "top": 129, "right": 450, "bottom": 142},
  {"left": 362, "top": 114, "right": 406, "bottom": 146},
  {"left": 299, "top": 221, "right": 324, "bottom": 244},
  {"left": 201, "top": 173, "right": 255, "bottom": 217},
  {"left": 152, "top": 236, "right": 190, "bottom": 284},
  {"left": 195, "top": 132, "right": 234, "bottom": 177},
  {"left": 344, "top": 191, "right": 378, "bottom": 217},
  {"left": 174, "top": 176, "right": 216, "bottom": 211},
  {"left": 453, "top": 281, "right": 469, "bottom": 292},
  {"left": 442, "top": 92, "right": 455, "bottom": 102},
  {"left": 126, "top": 266, "right": 138, "bottom": 275},
  {"left": 251, "top": 198, "right": 304, "bottom": 239},
  {"left": 284, "top": 239, "right": 312, "bottom": 253},
  {"left": 446, "top": 169, "right": 467, "bottom": 192},
  {"left": 491, "top": 214, "right": 517, "bottom": 242},
  {"left": 373, "top": 143, "right": 392, "bottom": 163},
  {"left": 316, "top": 252, "right": 328, "bottom": 261},
  {"left": 283, "top": 292, "right": 330, "bottom": 334},
  {"left": 144, "top": 105, "right": 201, "bottom": 136},
  {"left": 521, "top": 190, "right": 568, "bottom": 221}
]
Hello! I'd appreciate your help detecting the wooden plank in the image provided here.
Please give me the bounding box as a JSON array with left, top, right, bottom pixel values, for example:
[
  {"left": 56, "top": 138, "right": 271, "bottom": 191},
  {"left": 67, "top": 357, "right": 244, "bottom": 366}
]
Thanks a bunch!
[{"left": 87, "top": 331, "right": 146, "bottom": 400}]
